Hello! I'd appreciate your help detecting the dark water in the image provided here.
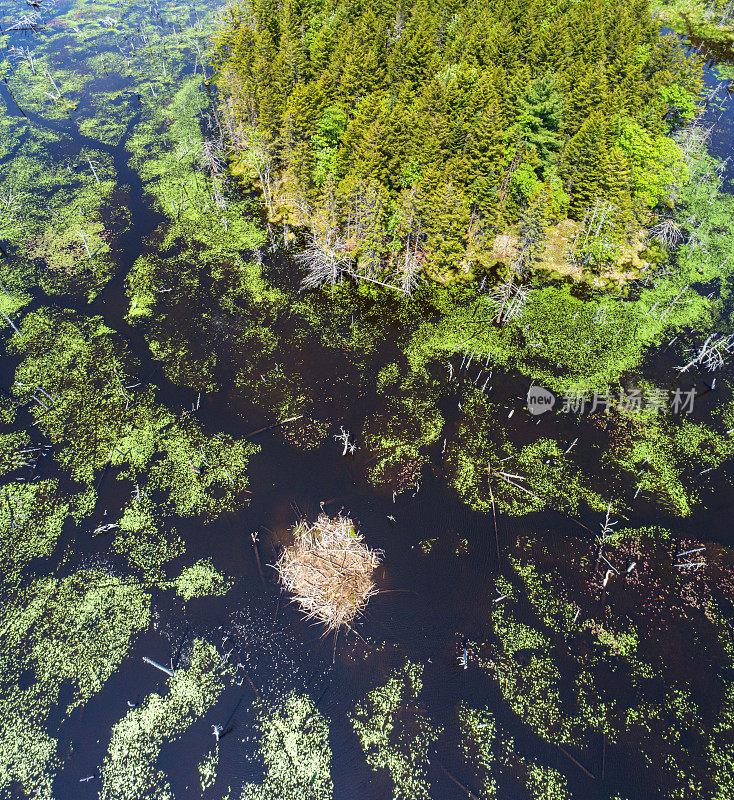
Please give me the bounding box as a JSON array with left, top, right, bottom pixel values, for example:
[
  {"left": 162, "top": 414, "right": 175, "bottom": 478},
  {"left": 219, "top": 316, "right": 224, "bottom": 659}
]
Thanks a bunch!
[
  {"left": 1, "top": 5, "right": 734, "bottom": 800},
  {"left": 678, "top": 31, "right": 734, "bottom": 184}
]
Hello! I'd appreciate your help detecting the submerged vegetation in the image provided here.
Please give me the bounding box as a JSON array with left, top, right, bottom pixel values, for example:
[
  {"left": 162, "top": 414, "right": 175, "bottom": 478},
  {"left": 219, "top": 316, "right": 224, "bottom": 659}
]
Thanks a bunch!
[
  {"left": 100, "top": 640, "right": 226, "bottom": 800},
  {"left": 456, "top": 527, "right": 734, "bottom": 798},
  {"left": 0, "top": 0, "right": 733, "bottom": 797},
  {"left": 351, "top": 659, "right": 441, "bottom": 800}
]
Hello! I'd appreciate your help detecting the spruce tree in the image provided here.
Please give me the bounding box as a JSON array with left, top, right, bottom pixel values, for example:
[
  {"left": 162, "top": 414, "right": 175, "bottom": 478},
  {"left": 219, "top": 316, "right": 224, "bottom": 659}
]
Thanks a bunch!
[
  {"left": 562, "top": 61, "right": 608, "bottom": 136},
  {"left": 517, "top": 73, "right": 564, "bottom": 178},
  {"left": 422, "top": 178, "right": 470, "bottom": 274},
  {"left": 276, "top": 0, "right": 306, "bottom": 92},
  {"left": 533, "top": 9, "right": 572, "bottom": 72},
  {"left": 281, "top": 84, "right": 316, "bottom": 173},
  {"left": 403, "top": 18, "right": 438, "bottom": 89},
  {"left": 253, "top": 29, "right": 282, "bottom": 137},
  {"left": 560, "top": 112, "right": 609, "bottom": 217}
]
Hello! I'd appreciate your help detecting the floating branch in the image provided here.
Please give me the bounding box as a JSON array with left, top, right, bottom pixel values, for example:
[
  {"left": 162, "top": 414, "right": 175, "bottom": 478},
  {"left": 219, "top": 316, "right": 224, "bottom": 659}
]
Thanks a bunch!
[
  {"left": 87, "top": 157, "right": 100, "bottom": 185},
  {"left": 487, "top": 279, "right": 533, "bottom": 325},
  {"left": 92, "top": 522, "right": 119, "bottom": 537},
  {"left": 5, "top": 12, "right": 42, "bottom": 33},
  {"left": 77, "top": 230, "right": 96, "bottom": 269},
  {"left": 142, "top": 656, "right": 174, "bottom": 677},
  {"left": 245, "top": 414, "right": 303, "bottom": 437},
  {"left": 1, "top": 75, "right": 27, "bottom": 117},
  {"left": 251, "top": 531, "right": 266, "bottom": 587},
  {"left": 1, "top": 309, "right": 23, "bottom": 338},
  {"left": 334, "top": 426, "right": 356, "bottom": 455},
  {"left": 9, "top": 44, "right": 37, "bottom": 74},
  {"left": 440, "top": 764, "right": 480, "bottom": 799},
  {"left": 678, "top": 332, "right": 734, "bottom": 373},
  {"left": 596, "top": 503, "right": 617, "bottom": 552}
]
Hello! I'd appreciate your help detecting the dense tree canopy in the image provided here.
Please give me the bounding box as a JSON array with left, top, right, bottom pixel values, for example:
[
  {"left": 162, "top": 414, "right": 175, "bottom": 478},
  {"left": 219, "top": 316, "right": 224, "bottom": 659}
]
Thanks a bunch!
[{"left": 213, "top": 0, "right": 703, "bottom": 286}]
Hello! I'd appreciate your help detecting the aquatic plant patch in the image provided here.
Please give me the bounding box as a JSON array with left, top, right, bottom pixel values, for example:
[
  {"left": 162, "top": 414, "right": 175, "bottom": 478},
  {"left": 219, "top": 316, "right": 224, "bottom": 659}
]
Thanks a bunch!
[
  {"left": 241, "top": 692, "right": 333, "bottom": 800},
  {"left": 100, "top": 639, "right": 226, "bottom": 800},
  {"left": 351, "top": 660, "right": 442, "bottom": 800}
]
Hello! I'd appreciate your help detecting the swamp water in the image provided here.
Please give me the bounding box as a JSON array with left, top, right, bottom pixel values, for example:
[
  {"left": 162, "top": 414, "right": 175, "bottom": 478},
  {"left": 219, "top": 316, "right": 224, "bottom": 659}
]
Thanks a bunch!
[{"left": 2, "top": 2, "right": 734, "bottom": 799}]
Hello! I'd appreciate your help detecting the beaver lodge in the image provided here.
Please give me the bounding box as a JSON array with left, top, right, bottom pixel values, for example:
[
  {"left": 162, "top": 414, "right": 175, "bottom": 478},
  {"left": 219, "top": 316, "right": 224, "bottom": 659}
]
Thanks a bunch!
[{"left": 275, "top": 514, "right": 382, "bottom": 632}]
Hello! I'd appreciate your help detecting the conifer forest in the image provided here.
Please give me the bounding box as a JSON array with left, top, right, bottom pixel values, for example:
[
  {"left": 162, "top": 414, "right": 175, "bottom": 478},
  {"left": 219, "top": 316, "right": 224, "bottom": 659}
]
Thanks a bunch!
[{"left": 1, "top": 0, "right": 734, "bottom": 797}]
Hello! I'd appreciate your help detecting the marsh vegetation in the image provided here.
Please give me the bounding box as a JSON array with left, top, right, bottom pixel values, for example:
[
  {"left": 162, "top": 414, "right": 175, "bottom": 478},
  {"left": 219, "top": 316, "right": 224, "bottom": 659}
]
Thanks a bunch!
[{"left": 1, "top": 0, "right": 734, "bottom": 798}]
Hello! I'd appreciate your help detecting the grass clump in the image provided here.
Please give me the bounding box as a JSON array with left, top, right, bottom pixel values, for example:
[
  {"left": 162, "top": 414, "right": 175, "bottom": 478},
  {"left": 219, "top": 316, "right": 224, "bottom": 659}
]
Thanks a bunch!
[{"left": 276, "top": 514, "right": 382, "bottom": 632}]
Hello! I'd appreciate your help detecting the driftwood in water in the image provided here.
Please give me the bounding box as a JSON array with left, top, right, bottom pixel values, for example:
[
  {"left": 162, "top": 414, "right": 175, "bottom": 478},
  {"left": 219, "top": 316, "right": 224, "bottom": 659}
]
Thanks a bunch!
[
  {"left": 439, "top": 765, "right": 480, "bottom": 799},
  {"left": 555, "top": 742, "right": 596, "bottom": 779},
  {"left": 142, "top": 656, "right": 174, "bottom": 677},
  {"left": 1, "top": 310, "right": 23, "bottom": 338},
  {"left": 251, "top": 532, "right": 266, "bottom": 587},
  {"left": 245, "top": 414, "right": 303, "bottom": 437}
]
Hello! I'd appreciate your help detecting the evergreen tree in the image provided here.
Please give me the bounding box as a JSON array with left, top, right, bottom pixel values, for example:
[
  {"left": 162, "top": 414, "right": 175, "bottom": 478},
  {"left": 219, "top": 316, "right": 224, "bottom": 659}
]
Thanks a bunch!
[
  {"left": 560, "top": 112, "right": 609, "bottom": 217},
  {"left": 517, "top": 73, "right": 564, "bottom": 178},
  {"left": 562, "top": 60, "right": 608, "bottom": 135},
  {"left": 605, "top": 146, "right": 634, "bottom": 226},
  {"left": 308, "top": 20, "right": 337, "bottom": 75},
  {"left": 466, "top": 79, "right": 506, "bottom": 219},
  {"left": 403, "top": 17, "right": 438, "bottom": 89},
  {"left": 281, "top": 83, "right": 318, "bottom": 162},
  {"left": 533, "top": 9, "right": 572, "bottom": 72},
  {"left": 253, "top": 29, "right": 282, "bottom": 137},
  {"left": 276, "top": 0, "right": 306, "bottom": 92},
  {"left": 422, "top": 179, "right": 470, "bottom": 274}
]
